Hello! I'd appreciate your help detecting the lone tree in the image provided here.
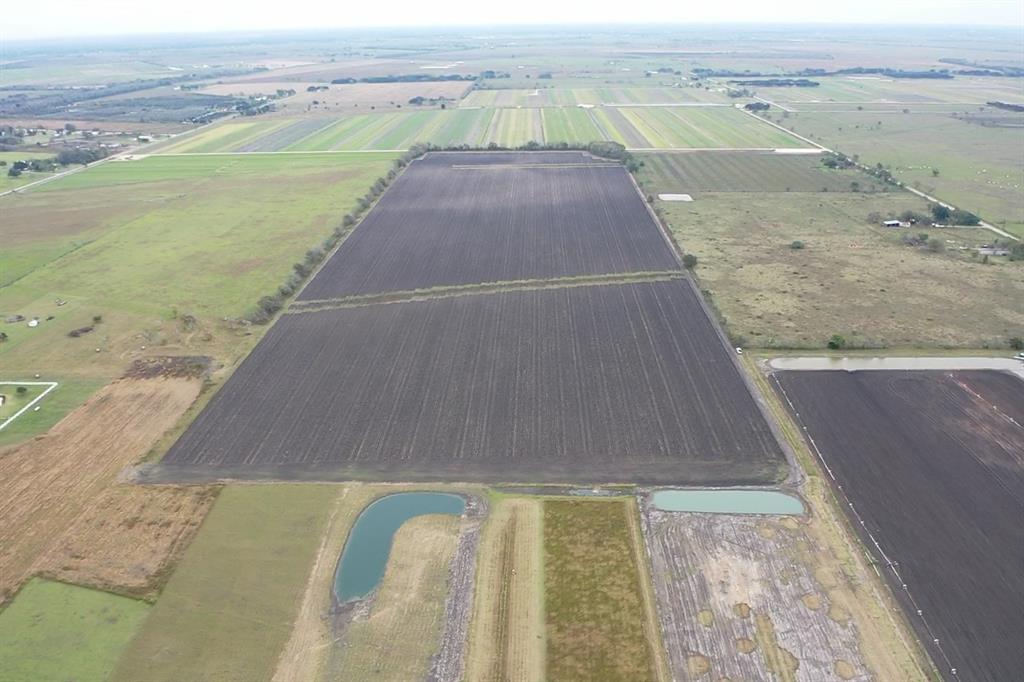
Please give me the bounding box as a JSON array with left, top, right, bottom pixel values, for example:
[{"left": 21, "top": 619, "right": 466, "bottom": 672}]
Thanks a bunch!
[
  {"left": 931, "top": 204, "right": 951, "bottom": 222},
  {"left": 682, "top": 253, "right": 698, "bottom": 269},
  {"left": 1010, "top": 337, "right": 1024, "bottom": 351}
]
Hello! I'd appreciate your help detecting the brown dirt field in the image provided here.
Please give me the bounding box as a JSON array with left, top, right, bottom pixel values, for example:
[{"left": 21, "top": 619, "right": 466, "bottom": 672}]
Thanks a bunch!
[
  {"left": 464, "top": 497, "right": 545, "bottom": 682},
  {"left": 0, "top": 377, "right": 208, "bottom": 603},
  {"left": 743, "top": 356, "right": 934, "bottom": 680}
]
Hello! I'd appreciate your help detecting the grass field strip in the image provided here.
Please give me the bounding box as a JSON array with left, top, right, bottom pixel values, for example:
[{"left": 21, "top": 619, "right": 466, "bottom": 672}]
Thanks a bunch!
[
  {"left": 771, "top": 373, "right": 974, "bottom": 680},
  {"left": 0, "top": 381, "right": 58, "bottom": 432},
  {"left": 740, "top": 109, "right": 826, "bottom": 149},
  {"left": 287, "top": 271, "right": 685, "bottom": 313}
]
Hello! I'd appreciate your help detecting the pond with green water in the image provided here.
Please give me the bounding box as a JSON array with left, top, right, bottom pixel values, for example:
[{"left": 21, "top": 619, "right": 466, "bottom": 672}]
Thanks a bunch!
[{"left": 651, "top": 489, "right": 804, "bottom": 515}]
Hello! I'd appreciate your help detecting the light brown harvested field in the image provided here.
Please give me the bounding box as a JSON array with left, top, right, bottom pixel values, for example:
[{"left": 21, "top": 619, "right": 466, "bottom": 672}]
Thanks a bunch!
[
  {"left": 33, "top": 484, "right": 218, "bottom": 601},
  {"left": 464, "top": 497, "right": 545, "bottom": 682},
  {"left": 642, "top": 503, "right": 873, "bottom": 681},
  {"left": 0, "top": 377, "right": 205, "bottom": 603},
  {"left": 327, "top": 515, "right": 461, "bottom": 681}
]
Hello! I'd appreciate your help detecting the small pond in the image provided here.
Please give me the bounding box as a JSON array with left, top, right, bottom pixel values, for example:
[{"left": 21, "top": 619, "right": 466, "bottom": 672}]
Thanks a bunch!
[
  {"left": 334, "top": 492, "right": 465, "bottom": 603},
  {"left": 651, "top": 489, "right": 804, "bottom": 515}
]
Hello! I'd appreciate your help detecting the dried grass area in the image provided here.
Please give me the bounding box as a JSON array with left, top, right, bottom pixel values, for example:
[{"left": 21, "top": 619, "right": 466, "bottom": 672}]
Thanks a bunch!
[{"left": 0, "top": 377, "right": 210, "bottom": 603}]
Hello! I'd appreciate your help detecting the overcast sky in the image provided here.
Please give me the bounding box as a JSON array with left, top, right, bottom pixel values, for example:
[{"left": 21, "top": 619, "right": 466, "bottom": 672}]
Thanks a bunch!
[{"left": 4, "top": 0, "right": 1023, "bottom": 41}]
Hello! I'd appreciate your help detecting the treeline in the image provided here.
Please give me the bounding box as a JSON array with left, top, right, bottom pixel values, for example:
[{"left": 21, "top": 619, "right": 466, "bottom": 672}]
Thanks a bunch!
[
  {"left": 246, "top": 145, "right": 431, "bottom": 323},
  {"left": 0, "top": 68, "right": 256, "bottom": 118},
  {"left": 695, "top": 66, "right": 957, "bottom": 80},
  {"left": 938, "top": 59, "right": 1024, "bottom": 77},
  {"left": 729, "top": 79, "right": 819, "bottom": 87},
  {"left": 330, "top": 74, "right": 475, "bottom": 84},
  {"left": 987, "top": 101, "right": 1024, "bottom": 112},
  {"left": 6, "top": 146, "right": 109, "bottom": 177},
  {"left": 245, "top": 140, "right": 641, "bottom": 324}
]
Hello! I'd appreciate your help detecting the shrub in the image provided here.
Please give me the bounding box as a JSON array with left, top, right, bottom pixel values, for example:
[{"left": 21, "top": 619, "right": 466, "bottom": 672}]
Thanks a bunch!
[
  {"left": 790, "top": 240, "right": 805, "bottom": 250},
  {"left": 1010, "top": 337, "right": 1024, "bottom": 351},
  {"left": 682, "top": 253, "right": 698, "bottom": 269},
  {"left": 827, "top": 334, "right": 846, "bottom": 350},
  {"left": 16, "top": 386, "right": 28, "bottom": 395}
]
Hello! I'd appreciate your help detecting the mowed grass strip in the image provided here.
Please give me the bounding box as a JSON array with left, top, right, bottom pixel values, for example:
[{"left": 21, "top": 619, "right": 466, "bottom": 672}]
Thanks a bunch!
[
  {"left": 544, "top": 499, "right": 661, "bottom": 682},
  {"left": 618, "top": 106, "right": 803, "bottom": 148},
  {"left": 637, "top": 151, "right": 877, "bottom": 194},
  {"left": 465, "top": 496, "right": 545, "bottom": 682},
  {"left": 111, "top": 485, "right": 338, "bottom": 682},
  {"left": 0, "top": 578, "right": 149, "bottom": 682},
  {"left": 541, "top": 107, "right": 603, "bottom": 144}
]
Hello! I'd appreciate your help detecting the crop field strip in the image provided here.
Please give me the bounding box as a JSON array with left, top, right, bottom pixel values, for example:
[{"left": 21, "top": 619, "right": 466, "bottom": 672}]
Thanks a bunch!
[
  {"left": 151, "top": 102, "right": 806, "bottom": 154},
  {"left": 160, "top": 279, "right": 786, "bottom": 483},
  {"left": 773, "top": 370, "right": 1024, "bottom": 682},
  {"left": 638, "top": 151, "right": 882, "bottom": 194},
  {"left": 544, "top": 499, "right": 664, "bottom": 681},
  {"left": 298, "top": 152, "right": 681, "bottom": 299}
]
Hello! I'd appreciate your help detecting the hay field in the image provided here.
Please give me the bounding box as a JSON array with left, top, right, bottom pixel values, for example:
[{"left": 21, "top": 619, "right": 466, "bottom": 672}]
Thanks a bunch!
[
  {"left": 0, "top": 377, "right": 205, "bottom": 604},
  {"left": 544, "top": 499, "right": 666, "bottom": 681},
  {"left": 465, "top": 497, "right": 545, "bottom": 682}
]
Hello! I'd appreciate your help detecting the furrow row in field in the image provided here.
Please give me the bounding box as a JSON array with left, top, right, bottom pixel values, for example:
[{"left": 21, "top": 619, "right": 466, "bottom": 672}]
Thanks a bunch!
[{"left": 159, "top": 278, "right": 785, "bottom": 483}]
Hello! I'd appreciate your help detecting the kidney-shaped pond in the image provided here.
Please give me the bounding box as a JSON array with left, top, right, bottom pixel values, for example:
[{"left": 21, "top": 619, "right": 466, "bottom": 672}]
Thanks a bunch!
[{"left": 334, "top": 492, "right": 466, "bottom": 603}]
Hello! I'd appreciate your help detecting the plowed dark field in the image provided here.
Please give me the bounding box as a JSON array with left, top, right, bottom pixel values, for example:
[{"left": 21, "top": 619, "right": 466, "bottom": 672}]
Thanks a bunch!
[
  {"left": 297, "top": 151, "right": 680, "bottom": 300},
  {"left": 162, "top": 280, "right": 785, "bottom": 484},
  {"left": 774, "top": 369, "right": 1024, "bottom": 682}
]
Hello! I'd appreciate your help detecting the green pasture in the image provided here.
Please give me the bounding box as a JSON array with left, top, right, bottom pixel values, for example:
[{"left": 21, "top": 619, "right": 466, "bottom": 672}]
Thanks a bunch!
[
  {"left": 0, "top": 377, "right": 103, "bottom": 448},
  {"left": 0, "top": 578, "right": 149, "bottom": 682},
  {"left": 0, "top": 152, "right": 395, "bottom": 443},
  {"left": 651, "top": 177, "right": 1022, "bottom": 349},
  {"left": 770, "top": 110, "right": 1024, "bottom": 236},
  {"left": 111, "top": 485, "right": 339, "bottom": 682}
]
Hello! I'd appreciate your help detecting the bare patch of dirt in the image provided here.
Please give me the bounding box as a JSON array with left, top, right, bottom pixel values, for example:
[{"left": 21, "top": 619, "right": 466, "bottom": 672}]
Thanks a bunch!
[{"left": 123, "top": 356, "right": 212, "bottom": 380}]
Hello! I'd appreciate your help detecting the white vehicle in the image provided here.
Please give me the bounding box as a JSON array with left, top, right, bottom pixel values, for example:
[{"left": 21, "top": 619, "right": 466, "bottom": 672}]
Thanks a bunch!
[{"left": 1014, "top": 352, "right": 1024, "bottom": 361}]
